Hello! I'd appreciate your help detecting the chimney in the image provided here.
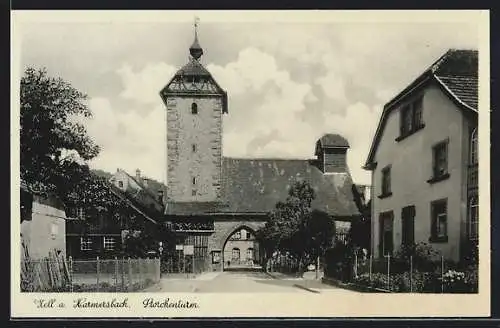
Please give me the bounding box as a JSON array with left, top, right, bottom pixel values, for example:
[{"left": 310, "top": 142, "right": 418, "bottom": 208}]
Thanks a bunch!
[
  {"left": 135, "top": 169, "right": 141, "bottom": 181},
  {"left": 315, "top": 134, "right": 350, "bottom": 173}
]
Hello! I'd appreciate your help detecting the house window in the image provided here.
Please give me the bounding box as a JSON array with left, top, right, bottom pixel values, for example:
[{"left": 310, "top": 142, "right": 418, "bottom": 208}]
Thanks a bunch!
[
  {"left": 192, "top": 177, "right": 196, "bottom": 185},
  {"left": 76, "top": 207, "right": 85, "bottom": 220},
  {"left": 413, "top": 97, "right": 423, "bottom": 128},
  {"left": 103, "top": 236, "right": 116, "bottom": 251},
  {"left": 470, "top": 128, "right": 478, "bottom": 165},
  {"left": 432, "top": 140, "right": 449, "bottom": 178},
  {"left": 380, "top": 166, "right": 392, "bottom": 197},
  {"left": 80, "top": 237, "right": 92, "bottom": 251},
  {"left": 241, "top": 229, "right": 247, "bottom": 240},
  {"left": 192, "top": 144, "right": 197, "bottom": 153},
  {"left": 399, "top": 96, "right": 424, "bottom": 137},
  {"left": 379, "top": 211, "right": 394, "bottom": 256},
  {"left": 469, "top": 196, "right": 479, "bottom": 241},
  {"left": 192, "top": 189, "right": 197, "bottom": 196},
  {"left": 191, "top": 102, "right": 198, "bottom": 114},
  {"left": 232, "top": 248, "right": 240, "bottom": 262},
  {"left": 402, "top": 105, "right": 413, "bottom": 135},
  {"left": 118, "top": 181, "right": 124, "bottom": 188},
  {"left": 431, "top": 199, "right": 448, "bottom": 242},
  {"left": 401, "top": 205, "right": 415, "bottom": 246},
  {"left": 247, "top": 248, "right": 254, "bottom": 261}
]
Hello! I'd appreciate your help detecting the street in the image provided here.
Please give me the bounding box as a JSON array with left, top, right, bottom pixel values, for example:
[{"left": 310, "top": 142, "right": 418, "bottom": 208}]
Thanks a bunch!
[{"left": 142, "top": 270, "right": 352, "bottom": 294}]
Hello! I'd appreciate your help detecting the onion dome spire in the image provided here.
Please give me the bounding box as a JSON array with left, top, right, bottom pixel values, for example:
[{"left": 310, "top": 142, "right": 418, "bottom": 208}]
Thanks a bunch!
[{"left": 189, "top": 17, "right": 203, "bottom": 61}]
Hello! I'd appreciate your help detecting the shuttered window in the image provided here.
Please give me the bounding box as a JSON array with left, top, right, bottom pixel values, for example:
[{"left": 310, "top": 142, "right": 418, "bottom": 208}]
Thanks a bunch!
[{"left": 401, "top": 205, "right": 415, "bottom": 246}]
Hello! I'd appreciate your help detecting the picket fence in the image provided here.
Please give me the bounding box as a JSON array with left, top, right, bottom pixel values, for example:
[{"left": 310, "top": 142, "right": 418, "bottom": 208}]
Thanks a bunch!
[{"left": 21, "top": 256, "right": 161, "bottom": 292}]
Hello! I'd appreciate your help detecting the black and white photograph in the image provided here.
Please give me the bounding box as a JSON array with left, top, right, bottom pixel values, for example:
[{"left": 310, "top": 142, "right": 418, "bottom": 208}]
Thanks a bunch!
[{"left": 11, "top": 10, "right": 490, "bottom": 318}]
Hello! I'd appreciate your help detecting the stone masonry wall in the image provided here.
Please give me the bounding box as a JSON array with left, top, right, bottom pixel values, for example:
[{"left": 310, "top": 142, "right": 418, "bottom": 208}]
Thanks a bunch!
[
  {"left": 166, "top": 96, "right": 223, "bottom": 202},
  {"left": 208, "top": 219, "right": 266, "bottom": 271}
]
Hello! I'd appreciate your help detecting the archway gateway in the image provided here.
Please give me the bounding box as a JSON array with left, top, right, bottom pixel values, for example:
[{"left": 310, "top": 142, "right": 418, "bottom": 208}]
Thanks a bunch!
[{"left": 221, "top": 225, "right": 261, "bottom": 271}]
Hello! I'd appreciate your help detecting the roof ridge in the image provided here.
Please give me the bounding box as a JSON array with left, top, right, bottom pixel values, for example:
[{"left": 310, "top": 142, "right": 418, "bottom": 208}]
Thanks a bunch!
[{"left": 430, "top": 49, "right": 454, "bottom": 73}]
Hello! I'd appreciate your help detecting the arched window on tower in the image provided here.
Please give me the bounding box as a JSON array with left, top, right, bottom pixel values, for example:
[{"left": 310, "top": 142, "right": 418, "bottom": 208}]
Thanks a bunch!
[
  {"left": 469, "top": 196, "right": 479, "bottom": 241},
  {"left": 191, "top": 102, "right": 198, "bottom": 114},
  {"left": 470, "top": 128, "right": 478, "bottom": 165}
]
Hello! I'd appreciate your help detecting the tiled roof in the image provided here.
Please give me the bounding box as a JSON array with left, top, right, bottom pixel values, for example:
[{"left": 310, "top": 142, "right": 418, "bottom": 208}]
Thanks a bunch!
[
  {"left": 317, "top": 134, "right": 350, "bottom": 148},
  {"left": 174, "top": 59, "right": 212, "bottom": 77},
  {"left": 119, "top": 170, "right": 165, "bottom": 214},
  {"left": 166, "top": 157, "right": 361, "bottom": 218},
  {"left": 435, "top": 75, "right": 478, "bottom": 110},
  {"left": 105, "top": 180, "right": 161, "bottom": 224},
  {"left": 432, "top": 49, "right": 478, "bottom": 111}
]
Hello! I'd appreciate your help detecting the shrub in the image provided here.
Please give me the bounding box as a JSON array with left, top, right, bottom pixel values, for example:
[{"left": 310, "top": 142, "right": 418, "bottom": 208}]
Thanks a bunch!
[
  {"left": 441, "top": 270, "right": 469, "bottom": 293},
  {"left": 354, "top": 273, "right": 399, "bottom": 292},
  {"left": 463, "top": 265, "right": 479, "bottom": 293},
  {"left": 353, "top": 271, "right": 443, "bottom": 293},
  {"left": 394, "top": 242, "right": 441, "bottom": 272}
]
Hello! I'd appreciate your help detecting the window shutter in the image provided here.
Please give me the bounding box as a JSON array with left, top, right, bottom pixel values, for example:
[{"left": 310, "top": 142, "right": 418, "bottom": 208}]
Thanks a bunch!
[
  {"left": 431, "top": 204, "right": 437, "bottom": 239},
  {"left": 378, "top": 214, "right": 384, "bottom": 256}
]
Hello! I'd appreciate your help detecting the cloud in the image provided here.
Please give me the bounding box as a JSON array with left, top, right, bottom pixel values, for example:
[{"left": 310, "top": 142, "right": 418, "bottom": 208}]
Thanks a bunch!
[
  {"left": 85, "top": 97, "right": 166, "bottom": 182},
  {"left": 117, "top": 62, "right": 177, "bottom": 106},
  {"left": 208, "top": 47, "right": 319, "bottom": 158}
]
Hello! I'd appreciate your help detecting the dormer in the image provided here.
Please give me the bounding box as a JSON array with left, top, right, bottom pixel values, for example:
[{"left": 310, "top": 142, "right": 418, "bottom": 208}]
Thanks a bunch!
[{"left": 315, "top": 134, "right": 350, "bottom": 173}]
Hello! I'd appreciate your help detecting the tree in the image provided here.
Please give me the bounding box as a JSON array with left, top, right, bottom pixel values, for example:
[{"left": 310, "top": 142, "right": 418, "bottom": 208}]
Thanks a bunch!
[
  {"left": 256, "top": 180, "right": 336, "bottom": 276},
  {"left": 20, "top": 67, "right": 99, "bottom": 196},
  {"left": 123, "top": 223, "right": 174, "bottom": 259}
]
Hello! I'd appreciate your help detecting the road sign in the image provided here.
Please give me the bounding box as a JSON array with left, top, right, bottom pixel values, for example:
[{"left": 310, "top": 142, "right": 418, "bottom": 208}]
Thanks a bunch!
[
  {"left": 176, "top": 245, "right": 183, "bottom": 250},
  {"left": 184, "top": 245, "right": 194, "bottom": 255}
]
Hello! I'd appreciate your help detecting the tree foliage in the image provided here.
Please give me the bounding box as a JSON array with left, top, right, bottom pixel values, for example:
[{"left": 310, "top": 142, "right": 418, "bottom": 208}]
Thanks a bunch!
[
  {"left": 123, "top": 223, "right": 175, "bottom": 259},
  {"left": 20, "top": 67, "right": 100, "bottom": 196},
  {"left": 257, "top": 181, "right": 336, "bottom": 272}
]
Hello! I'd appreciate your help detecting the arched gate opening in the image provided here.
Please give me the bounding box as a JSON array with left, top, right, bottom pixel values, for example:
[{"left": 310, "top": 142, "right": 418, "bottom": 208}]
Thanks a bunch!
[{"left": 221, "top": 225, "right": 261, "bottom": 271}]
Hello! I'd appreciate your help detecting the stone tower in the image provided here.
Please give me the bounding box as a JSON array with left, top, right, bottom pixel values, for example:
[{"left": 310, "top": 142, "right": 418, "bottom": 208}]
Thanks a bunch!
[{"left": 160, "top": 20, "right": 228, "bottom": 203}]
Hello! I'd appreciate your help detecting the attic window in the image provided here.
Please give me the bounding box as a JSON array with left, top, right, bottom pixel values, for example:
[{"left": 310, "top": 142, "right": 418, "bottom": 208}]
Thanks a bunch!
[
  {"left": 192, "top": 144, "right": 197, "bottom": 153},
  {"left": 397, "top": 96, "right": 424, "bottom": 141},
  {"left": 191, "top": 102, "right": 198, "bottom": 114},
  {"left": 118, "top": 181, "right": 124, "bottom": 188}
]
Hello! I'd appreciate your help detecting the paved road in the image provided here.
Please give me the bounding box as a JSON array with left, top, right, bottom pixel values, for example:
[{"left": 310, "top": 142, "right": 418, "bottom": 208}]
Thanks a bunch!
[{"left": 142, "top": 270, "right": 347, "bottom": 293}]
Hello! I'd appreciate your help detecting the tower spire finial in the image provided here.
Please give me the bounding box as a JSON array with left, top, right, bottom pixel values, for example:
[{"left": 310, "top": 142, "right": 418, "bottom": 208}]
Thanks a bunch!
[{"left": 190, "top": 16, "right": 203, "bottom": 61}]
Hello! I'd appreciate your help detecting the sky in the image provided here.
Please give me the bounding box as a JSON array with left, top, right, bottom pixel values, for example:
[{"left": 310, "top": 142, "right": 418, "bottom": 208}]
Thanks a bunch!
[{"left": 16, "top": 11, "right": 481, "bottom": 185}]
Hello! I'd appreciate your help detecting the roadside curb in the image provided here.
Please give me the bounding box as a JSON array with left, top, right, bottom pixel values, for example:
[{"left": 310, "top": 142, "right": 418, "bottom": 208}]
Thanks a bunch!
[
  {"left": 265, "top": 271, "right": 322, "bottom": 293},
  {"left": 264, "top": 271, "right": 279, "bottom": 279},
  {"left": 264, "top": 271, "right": 303, "bottom": 280},
  {"left": 292, "top": 284, "right": 320, "bottom": 293}
]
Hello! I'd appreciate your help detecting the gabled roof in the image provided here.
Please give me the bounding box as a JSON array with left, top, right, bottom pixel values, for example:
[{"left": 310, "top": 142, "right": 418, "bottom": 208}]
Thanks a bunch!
[
  {"left": 364, "top": 49, "right": 478, "bottom": 169},
  {"left": 104, "top": 180, "right": 160, "bottom": 224},
  {"left": 315, "top": 134, "right": 350, "bottom": 157},
  {"left": 113, "top": 169, "right": 165, "bottom": 215},
  {"left": 166, "top": 157, "right": 361, "bottom": 219},
  {"left": 317, "top": 134, "right": 350, "bottom": 148}
]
